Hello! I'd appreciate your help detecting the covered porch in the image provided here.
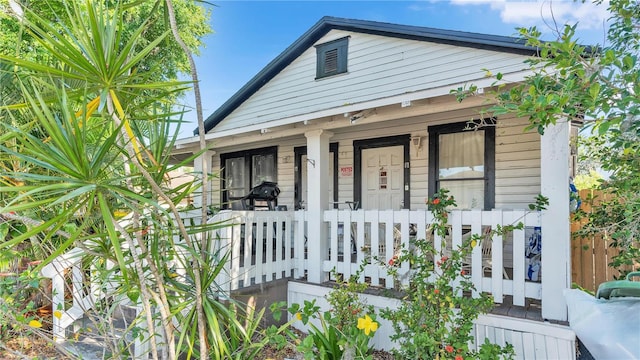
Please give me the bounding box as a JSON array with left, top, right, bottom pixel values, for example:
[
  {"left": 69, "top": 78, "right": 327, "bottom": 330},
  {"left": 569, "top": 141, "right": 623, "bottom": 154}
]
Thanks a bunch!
[{"left": 190, "top": 116, "right": 572, "bottom": 323}]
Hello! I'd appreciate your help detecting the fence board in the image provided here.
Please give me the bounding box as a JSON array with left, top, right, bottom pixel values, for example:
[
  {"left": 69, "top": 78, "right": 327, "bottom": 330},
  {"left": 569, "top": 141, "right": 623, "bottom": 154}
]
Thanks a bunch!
[{"left": 571, "top": 189, "right": 639, "bottom": 292}]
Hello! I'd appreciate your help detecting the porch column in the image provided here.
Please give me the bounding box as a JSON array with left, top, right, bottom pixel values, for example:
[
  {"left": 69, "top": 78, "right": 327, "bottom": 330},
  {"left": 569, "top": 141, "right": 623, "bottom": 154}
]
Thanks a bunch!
[
  {"left": 305, "top": 130, "right": 334, "bottom": 283},
  {"left": 540, "top": 119, "right": 571, "bottom": 321},
  {"left": 192, "top": 150, "right": 215, "bottom": 211}
]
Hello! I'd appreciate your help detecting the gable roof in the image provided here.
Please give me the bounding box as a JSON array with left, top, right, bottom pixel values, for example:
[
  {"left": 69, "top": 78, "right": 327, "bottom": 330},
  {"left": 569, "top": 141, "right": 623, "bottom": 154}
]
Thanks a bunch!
[{"left": 196, "top": 16, "right": 540, "bottom": 135}]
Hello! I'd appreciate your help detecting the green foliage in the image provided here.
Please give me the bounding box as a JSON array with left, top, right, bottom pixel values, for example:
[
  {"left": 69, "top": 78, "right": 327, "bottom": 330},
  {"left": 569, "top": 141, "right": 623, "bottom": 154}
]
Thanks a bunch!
[
  {"left": 528, "top": 194, "right": 549, "bottom": 211},
  {"left": 453, "top": 0, "right": 640, "bottom": 278},
  {"left": 0, "top": 0, "right": 211, "bottom": 82},
  {"left": 293, "top": 300, "right": 345, "bottom": 360},
  {"left": 282, "top": 262, "right": 379, "bottom": 360},
  {"left": 0, "top": 268, "right": 45, "bottom": 341},
  {"left": 0, "top": 1, "right": 275, "bottom": 359},
  {"left": 573, "top": 170, "right": 604, "bottom": 190},
  {"left": 381, "top": 189, "right": 514, "bottom": 360}
]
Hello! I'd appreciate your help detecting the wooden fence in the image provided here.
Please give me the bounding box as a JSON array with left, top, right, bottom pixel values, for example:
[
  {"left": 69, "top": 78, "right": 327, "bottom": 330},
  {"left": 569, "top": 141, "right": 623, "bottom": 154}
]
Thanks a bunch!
[{"left": 571, "top": 189, "right": 639, "bottom": 292}]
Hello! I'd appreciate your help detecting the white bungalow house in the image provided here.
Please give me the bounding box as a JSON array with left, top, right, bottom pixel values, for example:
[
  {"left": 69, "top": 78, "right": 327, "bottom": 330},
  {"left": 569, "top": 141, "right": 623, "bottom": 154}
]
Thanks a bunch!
[{"left": 172, "top": 17, "right": 578, "bottom": 357}]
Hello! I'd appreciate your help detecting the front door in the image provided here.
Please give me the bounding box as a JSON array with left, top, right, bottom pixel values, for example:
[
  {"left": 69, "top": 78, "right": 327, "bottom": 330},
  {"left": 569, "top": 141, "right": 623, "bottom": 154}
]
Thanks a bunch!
[{"left": 362, "top": 146, "right": 404, "bottom": 210}]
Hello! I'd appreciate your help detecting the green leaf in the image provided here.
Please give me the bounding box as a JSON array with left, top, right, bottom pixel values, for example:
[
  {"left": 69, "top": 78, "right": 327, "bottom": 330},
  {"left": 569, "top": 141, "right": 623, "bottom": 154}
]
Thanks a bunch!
[
  {"left": 589, "top": 82, "right": 601, "bottom": 101},
  {"left": 598, "top": 121, "right": 610, "bottom": 135},
  {"left": 127, "top": 288, "right": 140, "bottom": 303}
]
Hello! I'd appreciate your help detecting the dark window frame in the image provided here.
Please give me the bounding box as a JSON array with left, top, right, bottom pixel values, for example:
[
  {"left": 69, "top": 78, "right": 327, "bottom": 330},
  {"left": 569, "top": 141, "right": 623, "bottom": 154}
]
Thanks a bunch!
[
  {"left": 353, "top": 135, "right": 411, "bottom": 210},
  {"left": 315, "top": 37, "right": 349, "bottom": 79},
  {"left": 294, "top": 143, "right": 339, "bottom": 210},
  {"left": 220, "top": 146, "right": 278, "bottom": 209},
  {"left": 428, "top": 120, "right": 495, "bottom": 210}
]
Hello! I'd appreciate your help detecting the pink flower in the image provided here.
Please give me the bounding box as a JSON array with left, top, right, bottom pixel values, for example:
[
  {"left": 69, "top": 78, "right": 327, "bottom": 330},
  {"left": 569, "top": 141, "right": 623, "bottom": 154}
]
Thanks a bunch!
[{"left": 445, "top": 345, "right": 454, "bottom": 353}]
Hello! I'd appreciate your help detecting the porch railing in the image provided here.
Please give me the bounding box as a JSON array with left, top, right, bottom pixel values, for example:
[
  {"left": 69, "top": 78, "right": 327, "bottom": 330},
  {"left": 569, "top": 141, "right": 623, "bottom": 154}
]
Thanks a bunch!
[
  {"left": 322, "top": 209, "right": 542, "bottom": 307},
  {"left": 210, "top": 210, "right": 306, "bottom": 292},
  {"left": 209, "top": 208, "right": 542, "bottom": 307},
  {"left": 41, "top": 247, "right": 114, "bottom": 341},
  {"left": 41, "top": 207, "right": 544, "bottom": 344}
]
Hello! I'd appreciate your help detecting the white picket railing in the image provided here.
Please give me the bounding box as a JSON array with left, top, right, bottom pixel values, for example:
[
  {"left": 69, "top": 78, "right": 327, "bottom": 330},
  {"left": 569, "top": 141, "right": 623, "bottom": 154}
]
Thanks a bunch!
[
  {"left": 40, "top": 210, "right": 203, "bottom": 346},
  {"left": 322, "top": 209, "right": 542, "bottom": 307},
  {"left": 209, "top": 210, "right": 306, "bottom": 293},
  {"left": 41, "top": 245, "right": 117, "bottom": 341},
  {"left": 41, "top": 208, "right": 545, "bottom": 348}
]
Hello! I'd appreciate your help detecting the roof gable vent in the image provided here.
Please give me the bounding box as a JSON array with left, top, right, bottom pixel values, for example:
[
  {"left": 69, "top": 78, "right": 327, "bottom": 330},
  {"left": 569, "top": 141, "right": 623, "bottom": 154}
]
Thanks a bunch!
[{"left": 315, "top": 36, "right": 349, "bottom": 79}]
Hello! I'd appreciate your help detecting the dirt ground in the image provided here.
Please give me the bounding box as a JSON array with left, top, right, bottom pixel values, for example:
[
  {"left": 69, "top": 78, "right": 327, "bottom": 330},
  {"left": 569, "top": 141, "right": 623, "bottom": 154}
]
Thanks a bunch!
[
  {"left": 1, "top": 334, "right": 395, "bottom": 360},
  {"left": 256, "top": 343, "right": 395, "bottom": 360},
  {"left": 0, "top": 335, "right": 69, "bottom": 359}
]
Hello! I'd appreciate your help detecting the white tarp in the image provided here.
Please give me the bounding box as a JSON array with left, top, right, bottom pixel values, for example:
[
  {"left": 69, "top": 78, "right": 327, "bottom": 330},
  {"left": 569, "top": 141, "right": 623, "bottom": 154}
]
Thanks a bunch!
[{"left": 564, "top": 289, "right": 640, "bottom": 359}]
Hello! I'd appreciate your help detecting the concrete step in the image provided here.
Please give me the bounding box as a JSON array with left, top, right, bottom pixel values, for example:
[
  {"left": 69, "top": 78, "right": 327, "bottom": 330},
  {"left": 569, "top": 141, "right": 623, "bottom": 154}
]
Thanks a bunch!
[{"left": 60, "top": 305, "right": 141, "bottom": 359}]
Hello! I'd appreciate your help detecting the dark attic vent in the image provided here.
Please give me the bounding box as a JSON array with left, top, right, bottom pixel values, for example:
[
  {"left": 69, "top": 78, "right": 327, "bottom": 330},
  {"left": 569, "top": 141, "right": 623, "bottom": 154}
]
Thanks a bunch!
[
  {"left": 315, "top": 36, "right": 349, "bottom": 79},
  {"left": 324, "top": 48, "right": 338, "bottom": 73}
]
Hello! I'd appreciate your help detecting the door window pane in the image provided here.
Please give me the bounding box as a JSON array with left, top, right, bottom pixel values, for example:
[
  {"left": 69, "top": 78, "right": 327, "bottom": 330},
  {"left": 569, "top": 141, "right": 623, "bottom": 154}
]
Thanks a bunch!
[
  {"left": 221, "top": 147, "right": 278, "bottom": 209},
  {"left": 225, "top": 157, "right": 245, "bottom": 199},
  {"left": 252, "top": 154, "right": 275, "bottom": 185}
]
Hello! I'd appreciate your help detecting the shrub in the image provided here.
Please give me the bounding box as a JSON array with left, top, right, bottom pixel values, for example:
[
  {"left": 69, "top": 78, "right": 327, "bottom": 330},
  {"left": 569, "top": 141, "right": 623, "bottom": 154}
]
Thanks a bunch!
[{"left": 381, "top": 189, "right": 514, "bottom": 360}]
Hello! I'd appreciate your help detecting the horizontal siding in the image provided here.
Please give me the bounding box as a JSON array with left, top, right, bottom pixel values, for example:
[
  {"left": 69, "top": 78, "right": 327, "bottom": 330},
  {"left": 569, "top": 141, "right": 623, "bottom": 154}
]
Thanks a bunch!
[
  {"left": 206, "top": 107, "right": 540, "bottom": 211},
  {"left": 495, "top": 115, "right": 541, "bottom": 209},
  {"left": 213, "top": 30, "right": 530, "bottom": 133}
]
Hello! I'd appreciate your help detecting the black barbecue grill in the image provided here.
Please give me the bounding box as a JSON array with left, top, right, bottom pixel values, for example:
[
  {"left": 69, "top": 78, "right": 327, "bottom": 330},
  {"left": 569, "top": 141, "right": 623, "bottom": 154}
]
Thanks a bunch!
[{"left": 240, "top": 181, "right": 281, "bottom": 210}]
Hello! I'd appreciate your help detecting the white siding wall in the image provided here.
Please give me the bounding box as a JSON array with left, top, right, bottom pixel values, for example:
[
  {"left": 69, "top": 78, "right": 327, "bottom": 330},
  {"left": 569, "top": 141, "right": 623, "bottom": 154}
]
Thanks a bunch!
[
  {"left": 208, "top": 110, "right": 540, "bottom": 212},
  {"left": 495, "top": 115, "right": 541, "bottom": 209},
  {"left": 212, "top": 30, "right": 529, "bottom": 133}
]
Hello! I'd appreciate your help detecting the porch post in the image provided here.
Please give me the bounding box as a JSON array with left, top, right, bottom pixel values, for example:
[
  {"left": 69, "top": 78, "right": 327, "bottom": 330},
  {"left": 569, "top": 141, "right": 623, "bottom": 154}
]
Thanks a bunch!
[
  {"left": 305, "top": 130, "right": 333, "bottom": 283},
  {"left": 540, "top": 119, "right": 571, "bottom": 321},
  {"left": 192, "top": 150, "right": 215, "bottom": 211}
]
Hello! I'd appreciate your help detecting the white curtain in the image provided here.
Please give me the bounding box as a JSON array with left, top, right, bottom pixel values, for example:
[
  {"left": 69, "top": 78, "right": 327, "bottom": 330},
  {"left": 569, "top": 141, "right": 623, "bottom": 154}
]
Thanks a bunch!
[{"left": 438, "top": 131, "right": 484, "bottom": 209}]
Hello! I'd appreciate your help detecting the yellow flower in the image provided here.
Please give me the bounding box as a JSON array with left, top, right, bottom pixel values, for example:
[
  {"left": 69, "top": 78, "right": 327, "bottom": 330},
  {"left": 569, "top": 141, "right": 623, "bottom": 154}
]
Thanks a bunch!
[
  {"left": 470, "top": 239, "right": 477, "bottom": 248},
  {"left": 113, "top": 210, "right": 128, "bottom": 218},
  {"left": 53, "top": 310, "right": 62, "bottom": 319},
  {"left": 357, "top": 315, "right": 379, "bottom": 336},
  {"left": 295, "top": 312, "right": 302, "bottom": 321},
  {"left": 29, "top": 320, "right": 43, "bottom": 328}
]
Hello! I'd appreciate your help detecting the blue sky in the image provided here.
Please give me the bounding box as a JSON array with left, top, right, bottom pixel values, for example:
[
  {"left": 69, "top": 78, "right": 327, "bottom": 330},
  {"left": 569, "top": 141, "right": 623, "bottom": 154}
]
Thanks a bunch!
[{"left": 177, "top": 0, "right": 610, "bottom": 138}]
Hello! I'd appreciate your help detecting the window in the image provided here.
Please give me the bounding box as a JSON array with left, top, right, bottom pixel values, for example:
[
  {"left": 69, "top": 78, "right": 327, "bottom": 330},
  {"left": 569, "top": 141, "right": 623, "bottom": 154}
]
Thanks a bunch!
[
  {"left": 315, "top": 37, "right": 349, "bottom": 79},
  {"left": 221, "top": 147, "right": 277, "bottom": 209},
  {"left": 428, "top": 121, "right": 495, "bottom": 209}
]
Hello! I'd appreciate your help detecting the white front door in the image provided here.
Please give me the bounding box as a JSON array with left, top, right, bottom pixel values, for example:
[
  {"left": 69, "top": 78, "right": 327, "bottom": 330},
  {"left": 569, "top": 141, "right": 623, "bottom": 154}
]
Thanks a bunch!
[{"left": 362, "top": 146, "right": 404, "bottom": 210}]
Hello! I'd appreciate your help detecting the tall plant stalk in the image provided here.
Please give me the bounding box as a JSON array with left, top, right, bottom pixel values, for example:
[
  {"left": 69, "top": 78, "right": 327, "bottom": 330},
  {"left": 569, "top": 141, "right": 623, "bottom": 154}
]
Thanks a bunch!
[
  {"left": 164, "top": 0, "right": 209, "bottom": 357},
  {"left": 0, "top": 1, "right": 212, "bottom": 358}
]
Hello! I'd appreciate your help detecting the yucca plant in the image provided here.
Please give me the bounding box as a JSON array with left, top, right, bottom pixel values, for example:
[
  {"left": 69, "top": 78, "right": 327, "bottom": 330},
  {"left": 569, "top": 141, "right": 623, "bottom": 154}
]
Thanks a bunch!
[{"left": 0, "top": 1, "right": 261, "bottom": 359}]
